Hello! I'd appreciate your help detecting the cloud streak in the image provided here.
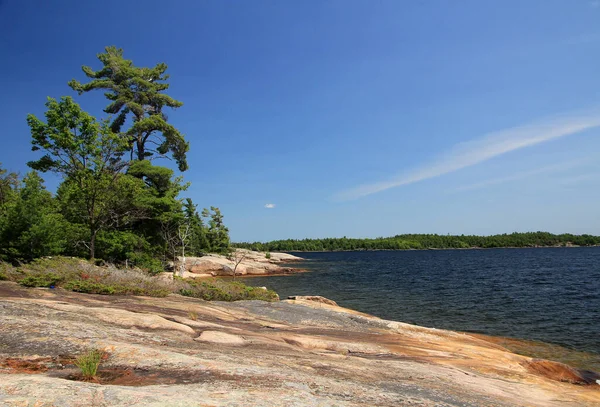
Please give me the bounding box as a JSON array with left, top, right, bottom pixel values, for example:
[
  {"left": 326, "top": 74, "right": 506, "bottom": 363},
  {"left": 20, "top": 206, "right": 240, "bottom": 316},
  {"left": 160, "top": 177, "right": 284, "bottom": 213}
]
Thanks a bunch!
[
  {"left": 454, "top": 158, "right": 593, "bottom": 192},
  {"left": 333, "top": 111, "right": 600, "bottom": 201},
  {"left": 264, "top": 203, "right": 276, "bottom": 209}
]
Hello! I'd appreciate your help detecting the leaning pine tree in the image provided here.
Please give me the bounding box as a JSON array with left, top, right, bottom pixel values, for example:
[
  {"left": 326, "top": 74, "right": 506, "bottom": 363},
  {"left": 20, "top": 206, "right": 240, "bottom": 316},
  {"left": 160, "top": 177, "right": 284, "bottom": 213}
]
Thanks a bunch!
[{"left": 68, "top": 46, "right": 190, "bottom": 171}]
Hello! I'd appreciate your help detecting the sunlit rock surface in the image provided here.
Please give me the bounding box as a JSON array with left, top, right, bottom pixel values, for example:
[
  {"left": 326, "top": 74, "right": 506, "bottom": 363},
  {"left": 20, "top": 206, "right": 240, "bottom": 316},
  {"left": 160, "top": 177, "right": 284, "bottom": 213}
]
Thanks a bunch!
[
  {"left": 1, "top": 282, "right": 599, "bottom": 407},
  {"left": 177, "top": 249, "right": 304, "bottom": 277}
]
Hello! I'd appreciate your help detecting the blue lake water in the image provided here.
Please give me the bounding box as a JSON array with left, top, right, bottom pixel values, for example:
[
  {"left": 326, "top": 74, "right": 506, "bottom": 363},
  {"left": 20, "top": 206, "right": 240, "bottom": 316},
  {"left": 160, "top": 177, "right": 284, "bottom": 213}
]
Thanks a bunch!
[{"left": 245, "top": 248, "right": 600, "bottom": 359}]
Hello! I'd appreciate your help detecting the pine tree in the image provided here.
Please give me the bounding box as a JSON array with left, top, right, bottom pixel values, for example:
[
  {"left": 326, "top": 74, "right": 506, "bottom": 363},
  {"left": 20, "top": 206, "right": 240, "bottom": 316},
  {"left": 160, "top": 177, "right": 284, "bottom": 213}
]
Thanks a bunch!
[
  {"left": 183, "top": 198, "right": 210, "bottom": 255},
  {"left": 0, "top": 172, "right": 69, "bottom": 260},
  {"left": 68, "top": 46, "right": 189, "bottom": 171},
  {"left": 202, "top": 207, "right": 230, "bottom": 254}
]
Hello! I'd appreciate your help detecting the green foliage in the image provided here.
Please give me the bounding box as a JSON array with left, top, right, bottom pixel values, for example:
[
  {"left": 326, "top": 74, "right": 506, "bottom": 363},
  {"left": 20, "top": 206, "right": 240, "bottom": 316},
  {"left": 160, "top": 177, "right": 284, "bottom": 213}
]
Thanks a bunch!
[
  {"left": 19, "top": 272, "right": 62, "bottom": 287},
  {"left": 265, "top": 252, "right": 271, "bottom": 259},
  {"left": 27, "top": 97, "right": 128, "bottom": 175},
  {"left": 183, "top": 198, "right": 210, "bottom": 256},
  {"left": 68, "top": 46, "right": 189, "bottom": 171},
  {"left": 202, "top": 207, "right": 230, "bottom": 254},
  {"left": 178, "top": 278, "right": 278, "bottom": 302},
  {"left": 2, "top": 257, "right": 171, "bottom": 296},
  {"left": 126, "top": 251, "right": 164, "bottom": 275},
  {"left": 74, "top": 349, "right": 104, "bottom": 379},
  {"left": 94, "top": 230, "right": 148, "bottom": 264},
  {"left": 16, "top": 257, "right": 82, "bottom": 286},
  {"left": 64, "top": 280, "right": 117, "bottom": 295},
  {"left": 234, "top": 232, "right": 600, "bottom": 252},
  {"left": 0, "top": 264, "right": 17, "bottom": 281},
  {"left": 0, "top": 164, "right": 19, "bottom": 207},
  {"left": 180, "top": 282, "right": 232, "bottom": 301},
  {"left": 27, "top": 96, "right": 139, "bottom": 259},
  {"left": 1, "top": 257, "right": 276, "bottom": 302},
  {"left": 2, "top": 46, "right": 229, "bottom": 269},
  {"left": 0, "top": 172, "right": 70, "bottom": 261},
  {"left": 63, "top": 279, "right": 170, "bottom": 297}
]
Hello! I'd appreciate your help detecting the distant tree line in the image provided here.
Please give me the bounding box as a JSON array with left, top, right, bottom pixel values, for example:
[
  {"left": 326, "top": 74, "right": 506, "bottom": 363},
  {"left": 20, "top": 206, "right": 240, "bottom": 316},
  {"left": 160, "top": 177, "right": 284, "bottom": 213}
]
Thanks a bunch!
[
  {"left": 234, "top": 232, "right": 600, "bottom": 252},
  {"left": 0, "top": 47, "right": 230, "bottom": 271}
]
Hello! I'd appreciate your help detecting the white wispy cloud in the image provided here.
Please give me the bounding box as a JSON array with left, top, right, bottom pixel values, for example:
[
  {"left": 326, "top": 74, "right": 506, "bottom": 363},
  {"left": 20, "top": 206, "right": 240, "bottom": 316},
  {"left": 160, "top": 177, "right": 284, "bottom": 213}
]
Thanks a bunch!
[
  {"left": 264, "top": 203, "right": 276, "bottom": 209},
  {"left": 454, "top": 158, "right": 593, "bottom": 192},
  {"left": 333, "top": 111, "right": 600, "bottom": 201},
  {"left": 557, "top": 172, "right": 600, "bottom": 186}
]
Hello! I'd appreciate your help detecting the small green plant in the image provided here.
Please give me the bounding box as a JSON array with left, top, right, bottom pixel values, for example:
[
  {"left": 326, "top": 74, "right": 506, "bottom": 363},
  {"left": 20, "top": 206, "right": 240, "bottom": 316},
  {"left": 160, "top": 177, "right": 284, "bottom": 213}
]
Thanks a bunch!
[
  {"left": 265, "top": 252, "right": 271, "bottom": 259},
  {"left": 19, "top": 273, "right": 62, "bottom": 287},
  {"left": 75, "top": 349, "right": 104, "bottom": 380}
]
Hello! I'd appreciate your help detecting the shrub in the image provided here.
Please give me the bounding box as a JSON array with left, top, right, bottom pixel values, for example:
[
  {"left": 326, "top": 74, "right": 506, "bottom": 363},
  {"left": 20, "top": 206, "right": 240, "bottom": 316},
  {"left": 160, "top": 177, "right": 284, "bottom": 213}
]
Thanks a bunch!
[
  {"left": 0, "top": 263, "right": 20, "bottom": 281},
  {"left": 2, "top": 256, "right": 277, "bottom": 302},
  {"left": 265, "top": 252, "right": 271, "bottom": 259},
  {"left": 177, "top": 278, "right": 278, "bottom": 302},
  {"left": 19, "top": 272, "right": 62, "bottom": 287},
  {"left": 63, "top": 280, "right": 117, "bottom": 295},
  {"left": 75, "top": 349, "right": 104, "bottom": 380},
  {"left": 127, "top": 252, "right": 164, "bottom": 275}
]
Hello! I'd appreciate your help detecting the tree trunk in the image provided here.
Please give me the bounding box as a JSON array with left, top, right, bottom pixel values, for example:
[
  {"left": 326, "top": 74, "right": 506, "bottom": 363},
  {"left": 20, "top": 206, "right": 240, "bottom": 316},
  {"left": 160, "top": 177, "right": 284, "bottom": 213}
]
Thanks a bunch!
[
  {"left": 136, "top": 136, "right": 145, "bottom": 161},
  {"left": 90, "top": 230, "right": 97, "bottom": 260},
  {"left": 180, "top": 246, "right": 185, "bottom": 277}
]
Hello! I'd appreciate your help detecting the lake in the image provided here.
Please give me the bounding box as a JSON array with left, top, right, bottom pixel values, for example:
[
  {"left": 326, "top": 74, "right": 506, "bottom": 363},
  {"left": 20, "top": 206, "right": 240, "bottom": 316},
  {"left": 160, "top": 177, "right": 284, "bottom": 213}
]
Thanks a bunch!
[{"left": 245, "top": 248, "right": 600, "bottom": 370}]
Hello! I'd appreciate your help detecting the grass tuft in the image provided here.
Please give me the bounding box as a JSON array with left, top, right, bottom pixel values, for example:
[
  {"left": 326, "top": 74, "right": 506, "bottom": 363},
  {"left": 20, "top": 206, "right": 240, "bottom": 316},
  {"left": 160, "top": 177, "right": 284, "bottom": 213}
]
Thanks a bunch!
[{"left": 75, "top": 349, "right": 104, "bottom": 380}]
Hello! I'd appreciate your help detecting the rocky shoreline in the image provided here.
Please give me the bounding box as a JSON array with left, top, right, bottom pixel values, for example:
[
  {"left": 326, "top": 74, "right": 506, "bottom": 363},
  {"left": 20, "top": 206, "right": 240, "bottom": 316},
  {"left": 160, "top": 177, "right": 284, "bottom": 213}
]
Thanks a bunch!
[
  {"left": 1, "top": 282, "right": 599, "bottom": 406},
  {"left": 174, "top": 249, "right": 306, "bottom": 279}
]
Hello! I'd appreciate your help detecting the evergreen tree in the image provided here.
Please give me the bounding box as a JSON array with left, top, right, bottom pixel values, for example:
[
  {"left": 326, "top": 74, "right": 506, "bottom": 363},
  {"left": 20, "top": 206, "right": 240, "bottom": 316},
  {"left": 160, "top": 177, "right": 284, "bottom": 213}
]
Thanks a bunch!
[
  {"left": 202, "top": 207, "right": 230, "bottom": 253},
  {"left": 68, "top": 46, "right": 189, "bottom": 171},
  {"left": 183, "top": 198, "right": 210, "bottom": 255},
  {"left": 0, "top": 172, "right": 69, "bottom": 260},
  {"left": 0, "top": 164, "right": 19, "bottom": 207}
]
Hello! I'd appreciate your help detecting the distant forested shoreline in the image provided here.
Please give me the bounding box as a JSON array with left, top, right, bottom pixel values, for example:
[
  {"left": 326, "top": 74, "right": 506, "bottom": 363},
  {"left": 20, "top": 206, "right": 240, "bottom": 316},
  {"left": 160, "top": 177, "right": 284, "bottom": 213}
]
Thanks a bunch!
[{"left": 233, "top": 232, "right": 600, "bottom": 252}]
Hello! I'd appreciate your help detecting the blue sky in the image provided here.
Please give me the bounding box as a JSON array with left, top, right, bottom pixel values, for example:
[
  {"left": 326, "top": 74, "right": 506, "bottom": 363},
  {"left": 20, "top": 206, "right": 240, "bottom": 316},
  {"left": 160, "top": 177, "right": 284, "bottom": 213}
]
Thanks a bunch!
[{"left": 2, "top": 0, "right": 600, "bottom": 242}]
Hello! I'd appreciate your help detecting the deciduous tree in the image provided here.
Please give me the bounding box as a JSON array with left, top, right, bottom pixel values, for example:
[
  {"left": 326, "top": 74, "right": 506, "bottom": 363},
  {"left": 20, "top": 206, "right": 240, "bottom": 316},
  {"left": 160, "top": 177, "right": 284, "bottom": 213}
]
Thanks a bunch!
[{"left": 27, "top": 96, "right": 142, "bottom": 259}]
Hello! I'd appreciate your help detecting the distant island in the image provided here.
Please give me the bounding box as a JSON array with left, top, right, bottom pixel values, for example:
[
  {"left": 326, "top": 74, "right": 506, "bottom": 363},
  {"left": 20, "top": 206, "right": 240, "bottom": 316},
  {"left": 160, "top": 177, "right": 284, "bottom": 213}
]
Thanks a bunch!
[{"left": 234, "top": 232, "right": 600, "bottom": 252}]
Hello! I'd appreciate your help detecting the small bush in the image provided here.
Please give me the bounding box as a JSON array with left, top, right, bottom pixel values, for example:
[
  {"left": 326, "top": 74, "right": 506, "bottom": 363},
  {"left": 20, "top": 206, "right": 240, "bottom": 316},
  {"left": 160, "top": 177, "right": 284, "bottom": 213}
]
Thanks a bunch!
[
  {"left": 179, "top": 288, "right": 195, "bottom": 297},
  {"left": 177, "top": 278, "right": 278, "bottom": 302},
  {"left": 19, "top": 272, "right": 62, "bottom": 287},
  {"left": 75, "top": 349, "right": 104, "bottom": 380},
  {"left": 0, "top": 263, "right": 22, "bottom": 282},
  {"left": 64, "top": 280, "right": 117, "bottom": 295},
  {"left": 178, "top": 283, "right": 232, "bottom": 301},
  {"left": 127, "top": 252, "right": 164, "bottom": 275},
  {"left": 265, "top": 252, "right": 271, "bottom": 259},
  {"left": 64, "top": 277, "right": 170, "bottom": 297}
]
